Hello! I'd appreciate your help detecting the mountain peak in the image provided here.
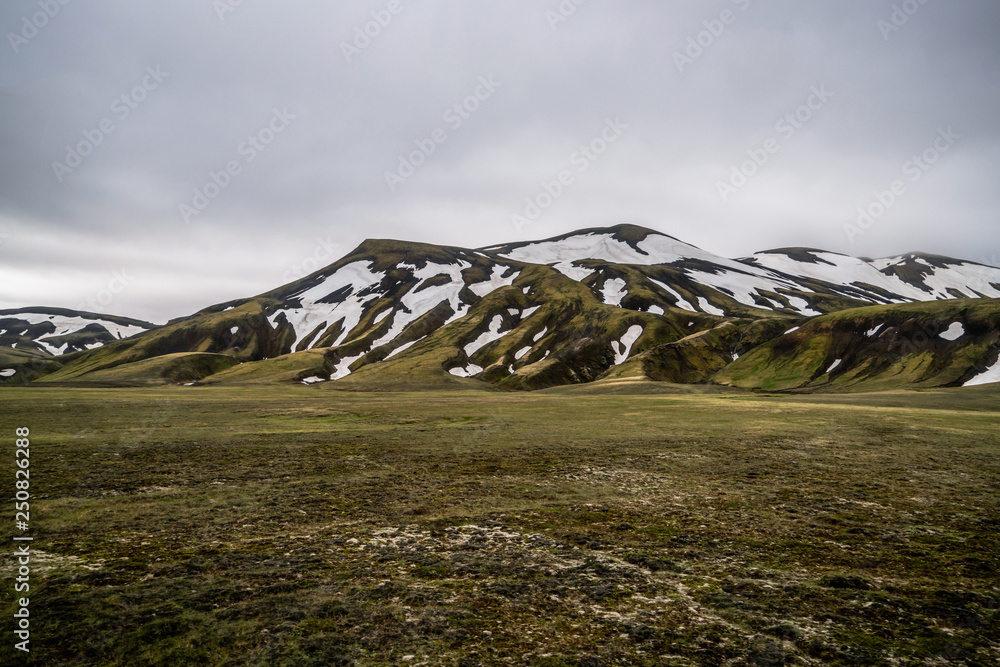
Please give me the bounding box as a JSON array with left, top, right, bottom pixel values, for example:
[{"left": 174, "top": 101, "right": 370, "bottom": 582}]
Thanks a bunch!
[{"left": 6, "top": 225, "right": 1000, "bottom": 391}]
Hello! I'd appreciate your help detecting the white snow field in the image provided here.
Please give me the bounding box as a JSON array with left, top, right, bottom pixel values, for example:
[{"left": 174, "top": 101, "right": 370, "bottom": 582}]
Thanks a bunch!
[
  {"left": 469, "top": 266, "right": 520, "bottom": 297},
  {"left": 753, "top": 251, "right": 1000, "bottom": 302},
  {"left": 2, "top": 312, "right": 149, "bottom": 355},
  {"left": 601, "top": 278, "right": 628, "bottom": 306},
  {"left": 331, "top": 352, "right": 366, "bottom": 380},
  {"left": 697, "top": 298, "right": 725, "bottom": 317},
  {"left": 464, "top": 315, "right": 509, "bottom": 357},
  {"left": 964, "top": 357, "right": 1000, "bottom": 387},
  {"left": 939, "top": 322, "right": 965, "bottom": 341},
  {"left": 648, "top": 279, "right": 695, "bottom": 312},
  {"left": 612, "top": 325, "right": 644, "bottom": 365},
  {"left": 269, "top": 261, "right": 386, "bottom": 351},
  {"left": 449, "top": 364, "right": 484, "bottom": 378}
]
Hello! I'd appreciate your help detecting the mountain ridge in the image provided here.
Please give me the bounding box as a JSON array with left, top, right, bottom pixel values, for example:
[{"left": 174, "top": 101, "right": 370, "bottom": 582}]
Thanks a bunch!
[{"left": 3, "top": 225, "right": 999, "bottom": 391}]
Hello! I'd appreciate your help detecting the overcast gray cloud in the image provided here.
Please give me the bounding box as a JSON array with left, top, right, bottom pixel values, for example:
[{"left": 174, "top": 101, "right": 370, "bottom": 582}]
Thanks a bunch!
[{"left": 1, "top": 0, "right": 998, "bottom": 323}]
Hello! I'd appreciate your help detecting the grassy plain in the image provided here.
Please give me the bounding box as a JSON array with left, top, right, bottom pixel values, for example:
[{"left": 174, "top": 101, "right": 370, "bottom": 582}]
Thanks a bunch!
[{"left": 1, "top": 382, "right": 998, "bottom": 665}]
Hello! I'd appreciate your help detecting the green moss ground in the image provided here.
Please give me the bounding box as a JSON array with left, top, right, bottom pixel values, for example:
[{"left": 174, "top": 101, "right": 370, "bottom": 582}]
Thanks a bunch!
[{"left": 1, "top": 385, "right": 998, "bottom": 665}]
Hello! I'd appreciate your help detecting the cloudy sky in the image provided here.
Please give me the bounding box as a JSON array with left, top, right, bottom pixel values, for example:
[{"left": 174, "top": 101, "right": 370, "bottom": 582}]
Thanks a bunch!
[{"left": 1, "top": 0, "right": 998, "bottom": 323}]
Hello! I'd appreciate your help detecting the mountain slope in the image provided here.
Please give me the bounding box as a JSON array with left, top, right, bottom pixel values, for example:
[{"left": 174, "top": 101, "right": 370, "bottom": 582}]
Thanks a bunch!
[
  {"left": 22, "top": 224, "right": 1000, "bottom": 390},
  {"left": 0, "top": 307, "right": 156, "bottom": 383},
  {"left": 0, "top": 307, "right": 154, "bottom": 356},
  {"left": 714, "top": 299, "right": 1000, "bottom": 392}
]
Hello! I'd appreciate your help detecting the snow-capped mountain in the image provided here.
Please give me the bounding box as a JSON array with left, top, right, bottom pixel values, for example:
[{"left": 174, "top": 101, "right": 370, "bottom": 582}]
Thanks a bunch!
[
  {"left": 0, "top": 307, "right": 156, "bottom": 384},
  {"left": 12, "top": 225, "right": 1000, "bottom": 390},
  {"left": 246, "top": 225, "right": 999, "bottom": 363},
  {"left": 0, "top": 308, "right": 154, "bottom": 356}
]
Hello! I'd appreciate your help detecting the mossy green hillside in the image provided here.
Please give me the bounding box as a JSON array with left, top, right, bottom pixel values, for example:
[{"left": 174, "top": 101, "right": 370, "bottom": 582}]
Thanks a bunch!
[{"left": 715, "top": 298, "right": 1000, "bottom": 392}]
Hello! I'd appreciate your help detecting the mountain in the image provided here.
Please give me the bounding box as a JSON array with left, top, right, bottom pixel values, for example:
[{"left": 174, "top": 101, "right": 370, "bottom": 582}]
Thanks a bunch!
[
  {"left": 714, "top": 299, "right": 1000, "bottom": 392},
  {"left": 0, "top": 307, "right": 156, "bottom": 384},
  {"left": 9, "top": 225, "right": 1000, "bottom": 390}
]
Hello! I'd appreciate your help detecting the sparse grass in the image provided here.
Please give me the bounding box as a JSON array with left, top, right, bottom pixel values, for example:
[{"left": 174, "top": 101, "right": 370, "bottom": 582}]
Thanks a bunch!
[{"left": 1, "top": 384, "right": 998, "bottom": 665}]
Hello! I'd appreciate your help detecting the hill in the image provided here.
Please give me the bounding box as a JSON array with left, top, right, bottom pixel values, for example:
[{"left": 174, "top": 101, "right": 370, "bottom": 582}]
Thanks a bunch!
[{"left": 10, "top": 225, "right": 1000, "bottom": 391}]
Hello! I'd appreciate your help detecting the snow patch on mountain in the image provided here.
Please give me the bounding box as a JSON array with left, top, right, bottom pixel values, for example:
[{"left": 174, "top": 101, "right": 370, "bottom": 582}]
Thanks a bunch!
[
  {"left": 786, "top": 296, "right": 821, "bottom": 317},
  {"left": 270, "top": 261, "right": 385, "bottom": 350},
  {"left": 372, "top": 262, "right": 470, "bottom": 348},
  {"left": 499, "top": 231, "right": 745, "bottom": 270},
  {"left": 553, "top": 263, "right": 596, "bottom": 282},
  {"left": 916, "top": 262, "right": 1000, "bottom": 299},
  {"left": 964, "top": 356, "right": 1000, "bottom": 387},
  {"left": 601, "top": 278, "right": 627, "bottom": 306},
  {"left": 872, "top": 257, "right": 1000, "bottom": 300},
  {"left": 697, "top": 298, "right": 725, "bottom": 317},
  {"left": 9, "top": 313, "right": 148, "bottom": 341},
  {"left": 492, "top": 231, "right": 1000, "bottom": 315},
  {"left": 36, "top": 340, "right": 69, "bottom": 356},
  {"left": 385, "top": 338, "right": 421, "bottom": 360},
  {"left": 612, "top": 325, "right": 643, "bottom": 365},
  {"left": 331, "top": 352, "right": 366, "bottom": 380},
  {"left": 464, "top": 315, "right": 507, "bottom": 357},
  {"left": 940, "top": 322, "right": 965, "bottom": 341},
  {"left": 469, "top": 266, "right": 520, "bottom": 297},
  {"left": 449, "top": 364, "right": 483, "bottom": 378},
  {"left": 498, "top": 232, "right": 652, "bottom": 266},
  {"left": 648, "top": 279, "right": 695, "bottom": 312},
  {"left": 684, "top": 269, "right": 800, "bottom": 313},
  {"left": 4, "top": 312, "right": 149, "bottom": 355},
  {"left": 751, "top": 251, "right": 1000, "bottom": 303}
]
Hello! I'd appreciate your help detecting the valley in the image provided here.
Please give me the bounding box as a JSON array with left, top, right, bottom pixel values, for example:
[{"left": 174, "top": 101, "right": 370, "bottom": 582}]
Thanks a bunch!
[{"left": 1, "top": 384, "right": 998, "bottom": 665}]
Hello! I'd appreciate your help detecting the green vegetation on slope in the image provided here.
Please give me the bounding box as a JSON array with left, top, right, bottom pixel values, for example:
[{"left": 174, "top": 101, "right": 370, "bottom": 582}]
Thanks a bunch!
[
  {"left": 0, "top": 347, "right": 63, "bottom": 384},
  {"left": 66, "top": 352, "right": 240, "bottom": 386},
  {"left": 38, "top": 300, "right": 289, "bottom": 383},
  {"left": 715, "top": 298, "right": 1000, "bottom": 392}
]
